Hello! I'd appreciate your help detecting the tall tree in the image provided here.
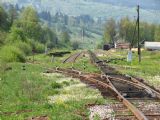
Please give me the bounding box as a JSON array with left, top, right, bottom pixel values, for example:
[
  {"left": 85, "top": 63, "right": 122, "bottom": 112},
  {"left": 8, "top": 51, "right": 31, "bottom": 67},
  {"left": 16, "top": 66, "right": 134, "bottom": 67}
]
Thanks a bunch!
[
  {"left": 0, "top": 6, "right": 8, "bottom": 46},
  {"left": 0, "top": 31, "right": 7, "bottom": 46},
  {"left": 16, "top": 6, "right": 42, "bottom": 41},
  {"left": 104, "top": 18, "right": 116, "bottom": 44},
  {"left": 41, "top": 27, "right": 57, "bottom": 48},
  {"left": 8, "top": 5, "right": 18, "bottom": 26},
  {"left": 61, "top": 31, "right": 70, "bottom": 45},
  {"left": 154, "top": 26, "right": 160, "bottom": 41},
  {"left": 119, "top": 17, "right": 134, "bottom": 43},
  {"left": 0, "top": 6, "right": 8, "bottom": 30}
]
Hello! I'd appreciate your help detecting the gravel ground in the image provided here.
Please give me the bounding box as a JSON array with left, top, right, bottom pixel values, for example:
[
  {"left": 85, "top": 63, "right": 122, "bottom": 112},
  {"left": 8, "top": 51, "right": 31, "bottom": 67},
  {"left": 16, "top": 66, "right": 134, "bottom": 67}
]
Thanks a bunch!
[
  {"left": 136, "top": 102, "right": 160, "bottom": 114},
  {"left": 89, "top": 105, "right": 115, "bottom": 120}
]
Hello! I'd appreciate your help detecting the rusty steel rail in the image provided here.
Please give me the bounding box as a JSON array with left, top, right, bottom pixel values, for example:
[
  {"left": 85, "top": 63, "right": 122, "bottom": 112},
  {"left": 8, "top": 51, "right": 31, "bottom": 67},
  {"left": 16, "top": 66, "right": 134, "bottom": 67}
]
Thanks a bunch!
[
  {"left": 63, "top": 51, "right": 83, "bottom": 63},
  {"left": 88, "top": 50, "right": 160, "bottom": 98},
  {"left": 104, "top": 76, "right": 148, "bottom": 120},
  {"left": 131, "top": 77, "right": 160, "bottom": 99},
  {"left": 88, "top": 51, "right": 151, "bottom": 120},
  {"left": 49, "top": 67, "right": 148, "bottom": 120},
  {"left": 46, "top": 51, "right": 160, "bottom": 120},
  {"left": 46, "top": 66, "right": 160, "bottom": 120},
  {"left": 108, "top": 76, "right": 160, "bottom": 98}
]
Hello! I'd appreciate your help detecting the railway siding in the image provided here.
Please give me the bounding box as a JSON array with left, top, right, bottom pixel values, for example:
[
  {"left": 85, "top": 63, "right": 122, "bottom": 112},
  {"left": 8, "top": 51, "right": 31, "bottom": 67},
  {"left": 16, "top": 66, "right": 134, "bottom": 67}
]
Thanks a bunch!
[
  {"left": 88, "top": 51, "right": 160, "bottom": 120},
  {"left": 46, "top": 50, "right": 160, "bottom": 120}
]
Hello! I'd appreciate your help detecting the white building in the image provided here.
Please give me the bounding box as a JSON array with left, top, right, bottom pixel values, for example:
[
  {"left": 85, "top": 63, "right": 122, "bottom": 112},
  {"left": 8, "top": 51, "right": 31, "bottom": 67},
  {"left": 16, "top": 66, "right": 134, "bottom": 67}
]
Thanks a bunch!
[{"left": 144, "top": 42, "right": 160, "bottom": 50}]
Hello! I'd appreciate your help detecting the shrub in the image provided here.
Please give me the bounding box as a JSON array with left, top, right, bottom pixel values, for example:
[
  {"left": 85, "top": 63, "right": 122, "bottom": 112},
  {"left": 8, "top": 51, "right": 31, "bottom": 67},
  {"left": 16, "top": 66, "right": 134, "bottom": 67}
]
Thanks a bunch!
[
  {"left": 15, "top": 41, "right": 32, "bottom": 55},
  {"left": 62, "top": 81, "right": 70, "bottom": 86},
  {"left": 72, "top": 41, "right": 79, "bottom": 50},
  {"left": 0, "top": 45, "right": 25, "bottom": 62},
  {"left": 51, "top": 82, "right": 62, "bottom": 89},
  {"left": 34, "top": 42, "right": 45, "bottom": 53},
  {"left": 27, "top": 39, "right": 45, "bottom": 53}
]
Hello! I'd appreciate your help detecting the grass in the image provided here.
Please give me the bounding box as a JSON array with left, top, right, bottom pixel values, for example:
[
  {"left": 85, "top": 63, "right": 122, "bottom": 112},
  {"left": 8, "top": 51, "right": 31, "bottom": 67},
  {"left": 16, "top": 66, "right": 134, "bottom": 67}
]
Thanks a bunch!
[
  {"left": 27, "top": 51, "right": 100, "bottom": 73},
  {"left": 51, "top": 81, "right": 63, "bottom": 89},
  {"left": 0, "top": 53, "right": 107, "bottom": 120},
  {"left": 98, "top": 49, "right": 160, "bottom": 87},
  {"left": 1, "top": 49, "right": 159, "bottom": 119},
  {"left": 61, "top": 58, "right": 99, "bottom": 73},
  {"left": 109, "top": 50, "right": 160, "bottom": 76}
]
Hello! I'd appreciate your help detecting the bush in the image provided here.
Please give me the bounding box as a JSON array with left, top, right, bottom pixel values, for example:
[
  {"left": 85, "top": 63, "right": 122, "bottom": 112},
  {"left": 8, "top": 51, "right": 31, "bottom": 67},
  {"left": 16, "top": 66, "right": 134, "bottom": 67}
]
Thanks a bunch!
[
  {"left": 0, "top": 45, "right": 25, "bottom": 62},
  {"left": 34, "top": 42, "right": 45, "bottom": 53},
  {"left": 62, "top": 81, "right": 70, "bottom": 86},
  {"left": 15, "top": 41, "right": 32, "bottom": 55},
  {"left": 28, "top": 40, "right": 45, "bottom": 53},
  {"left": 51, "top": 82, "right": 62, "bottom": 89}
]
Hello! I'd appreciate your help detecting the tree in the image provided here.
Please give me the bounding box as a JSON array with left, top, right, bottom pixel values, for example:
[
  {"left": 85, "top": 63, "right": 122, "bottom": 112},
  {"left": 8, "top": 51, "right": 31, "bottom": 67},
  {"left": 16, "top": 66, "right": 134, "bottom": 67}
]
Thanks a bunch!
[
  {"left": 154, "top": 26, "right": 160, "bottom": 41},
  {"left": 118, "top": 17, "right": 147, "bottom": 49},
  {"left": 39, "top": 11, "right": 51, "bottom": 22},
  {"left": 0, "top": 6, "right": 9, "bottom": 30},
  {"left": 139, "top": 22, "right": 155, "bottom": 42},
  {"left": 61, "top": 31, "right": 70, "bottom": 46},
  {"left": 0, "top": 6, "right": 8, "bottom": 45},
  {"left": 7, "top": 25, "right": 27, "bottom": 43},
  {"left": 119, "top": 17, "right": 134, "bottom": 43},
  {"left": 16, "top": 6, "right": 42, "bottom": 41},
  {"left": 149, "top": 24, "right": 156, "bottom": 41},
  {"left": 0, "top": 31, "right": 7, "bottom": 46},
  {"left": 118, "top": 17, "right": 158, "bottom": 47},
  {"left": 8, "top": 5, "right": 18, "bottom": 26},
  {"left": 72, "top": 41, "right": 79, "bottom": 50},
  {"left": 41, "top": 27, "right": 58, "bottom": 48},
  {"left": 104, "top": 18, "right": 116, "bottom": 44},
  {"left": 119, "top": 17, "right": 129, "bottom": 40},
  {"left": 6, "top": 6, "right": 47, "bottom": 54},
  {"left": 6, "top": 7, "right": 41, "bottom": 43}
]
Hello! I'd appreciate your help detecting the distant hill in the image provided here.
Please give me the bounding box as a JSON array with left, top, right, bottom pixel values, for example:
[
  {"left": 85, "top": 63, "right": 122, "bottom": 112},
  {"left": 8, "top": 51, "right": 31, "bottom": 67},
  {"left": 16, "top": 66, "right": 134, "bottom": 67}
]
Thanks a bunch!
[
  {"left": 1, "top": 0, "right": 160, "bottom": 24},
  {"left": 91, "top": 0, "right": 160, "bottom": 10}
]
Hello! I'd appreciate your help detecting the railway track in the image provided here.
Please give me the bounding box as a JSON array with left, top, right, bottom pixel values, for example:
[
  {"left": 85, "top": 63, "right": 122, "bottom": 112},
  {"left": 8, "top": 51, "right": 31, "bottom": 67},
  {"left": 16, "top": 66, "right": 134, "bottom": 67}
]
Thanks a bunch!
[
  {"left": 63, "top": 51, "right": 84, "bottom": 63},
  {"left": 46, "top": 51, "right": 160, "bottom": 120},
  {"left": 46, "top": 67, "right": 160, "bottom": 120},
  {"left": 88, "top": 50, "right": 160, "bottom": 120}
]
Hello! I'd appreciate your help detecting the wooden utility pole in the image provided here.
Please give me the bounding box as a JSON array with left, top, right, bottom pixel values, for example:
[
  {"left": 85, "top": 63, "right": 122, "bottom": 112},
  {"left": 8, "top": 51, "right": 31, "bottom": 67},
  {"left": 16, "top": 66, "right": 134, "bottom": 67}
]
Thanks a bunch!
[{"left": 137, "top": 5, "right": 141, "bottom": 63}]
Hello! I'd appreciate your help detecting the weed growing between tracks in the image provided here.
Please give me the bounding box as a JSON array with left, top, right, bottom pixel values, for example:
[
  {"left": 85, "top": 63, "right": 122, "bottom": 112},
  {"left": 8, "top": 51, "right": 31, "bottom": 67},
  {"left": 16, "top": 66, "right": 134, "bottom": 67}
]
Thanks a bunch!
[
  {"left": 0, "top": 60, "right": 108, "bottom": 120},
  {"left": 30, "top": 53, "right": 99, "bottom": 73}
]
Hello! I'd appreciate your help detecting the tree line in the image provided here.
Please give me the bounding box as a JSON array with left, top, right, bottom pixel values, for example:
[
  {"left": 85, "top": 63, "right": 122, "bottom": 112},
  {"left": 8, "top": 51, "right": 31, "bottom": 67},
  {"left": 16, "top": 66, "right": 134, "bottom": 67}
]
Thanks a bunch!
[
  {"left": 0, "top": 5, "right": 72, "bottom": 62},
  {"left": 103, "top": 17, "right": 160, "bottom": 48}
]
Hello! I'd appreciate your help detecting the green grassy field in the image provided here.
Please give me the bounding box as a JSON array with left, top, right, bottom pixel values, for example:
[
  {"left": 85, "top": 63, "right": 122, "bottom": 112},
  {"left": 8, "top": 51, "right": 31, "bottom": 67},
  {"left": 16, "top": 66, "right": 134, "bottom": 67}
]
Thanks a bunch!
[
  {"left": 0, "top": 51, "right": 105, "bottom": 120},
  {"left": 98, "top": 49, "right": 160, "bottom": 87},
  {"left": 27, "top": 51, "right": 99, "bottom": 73},
  {"left": 0, "top": 49, "right": 160, "bottom": 119}
]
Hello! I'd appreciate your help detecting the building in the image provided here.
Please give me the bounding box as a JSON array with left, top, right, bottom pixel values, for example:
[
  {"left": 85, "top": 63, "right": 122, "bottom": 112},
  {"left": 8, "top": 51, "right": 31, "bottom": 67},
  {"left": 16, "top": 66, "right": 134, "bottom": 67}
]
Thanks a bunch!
[
  {"left": 115, "top": 42, "right": 130, "bottom": 49},
  {"left": 144, "top": 42, "right": 160, "bottom": 50}
]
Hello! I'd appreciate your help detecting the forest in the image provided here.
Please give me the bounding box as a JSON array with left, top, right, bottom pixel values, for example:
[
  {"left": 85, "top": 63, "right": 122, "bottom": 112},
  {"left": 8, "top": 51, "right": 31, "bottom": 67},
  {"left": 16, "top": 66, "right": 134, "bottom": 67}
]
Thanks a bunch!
[
  {"left": 0, "top": 5, "right": 72, "bottom": 62},
  {"left": 0, "top": 3, "right": 160, "bottom": 63}
]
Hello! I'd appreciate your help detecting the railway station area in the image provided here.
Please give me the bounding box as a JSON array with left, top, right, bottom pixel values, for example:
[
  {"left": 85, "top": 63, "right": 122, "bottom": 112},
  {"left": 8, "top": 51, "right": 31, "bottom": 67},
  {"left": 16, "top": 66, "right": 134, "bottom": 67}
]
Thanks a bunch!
[{"left": 0, "top": 0, "right": 160, "bottom": 120}]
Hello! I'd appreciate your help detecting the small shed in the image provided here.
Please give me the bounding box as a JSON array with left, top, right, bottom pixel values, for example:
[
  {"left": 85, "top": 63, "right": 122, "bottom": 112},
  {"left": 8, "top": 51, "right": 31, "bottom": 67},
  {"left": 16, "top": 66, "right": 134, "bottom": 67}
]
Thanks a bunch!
[
  {"left": 144, "top": 42, "right": 160, "bottom": 50},
  {"left": 115, "top": 42, "right": 130, "bottom": 49}
]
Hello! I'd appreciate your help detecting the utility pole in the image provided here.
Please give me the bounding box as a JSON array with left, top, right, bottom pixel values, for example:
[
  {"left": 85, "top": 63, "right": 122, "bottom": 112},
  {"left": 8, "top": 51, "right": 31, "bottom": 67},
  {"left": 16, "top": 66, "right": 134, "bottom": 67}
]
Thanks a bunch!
[{"left": 137, "top": 5, "right": 141, "bottom": 63}]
